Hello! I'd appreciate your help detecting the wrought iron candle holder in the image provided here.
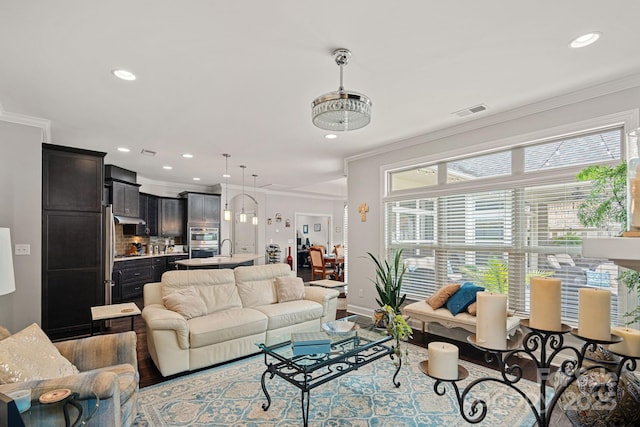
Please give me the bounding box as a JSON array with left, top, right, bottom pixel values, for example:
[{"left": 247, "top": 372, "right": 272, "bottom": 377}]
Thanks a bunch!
[{"left": 421, "top": 319, "right": 638, "bottom": 427}]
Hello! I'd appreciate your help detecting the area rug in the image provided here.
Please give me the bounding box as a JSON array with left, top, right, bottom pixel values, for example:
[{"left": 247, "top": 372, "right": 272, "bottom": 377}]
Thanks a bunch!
[{"left": 133, "top": 343, "right": 547, "bottom": 427}]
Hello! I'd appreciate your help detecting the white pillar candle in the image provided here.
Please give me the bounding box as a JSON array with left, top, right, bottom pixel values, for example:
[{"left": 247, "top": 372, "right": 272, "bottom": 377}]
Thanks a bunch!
[
  {"left": 608, "top": 326, "right": 640, "bottom": 357},
  {"left": 476, "top": 292, "right": 507, "bottom": 349},
  {"left": 427, "top": 342, "right": 459, "bottom": 380},
  {"left": 529, "top": 277, "right": 562, "bottom": 331},
  {"left": 578, "top": 288, "right": 611, "bottom": 341}
]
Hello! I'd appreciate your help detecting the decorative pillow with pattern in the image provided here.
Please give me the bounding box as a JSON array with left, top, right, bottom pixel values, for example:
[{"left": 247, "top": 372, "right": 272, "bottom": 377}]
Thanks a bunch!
[
  {"left": 275, "top": 276, "right": 305, "bottom": 303},
  {"left": 426, "top": 283, "right": 461, "bottom": 309},
  {"left": 162, "top": 287, "right": 208, "bottom": 319},
  {"left": 0, "top": 323, "right": 79, "bottom": 384}
]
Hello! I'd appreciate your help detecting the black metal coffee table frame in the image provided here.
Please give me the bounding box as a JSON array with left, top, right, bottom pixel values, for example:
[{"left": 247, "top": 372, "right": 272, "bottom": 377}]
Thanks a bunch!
[{"left": 258, "top": 332, "right": 401, "bottom": 427}]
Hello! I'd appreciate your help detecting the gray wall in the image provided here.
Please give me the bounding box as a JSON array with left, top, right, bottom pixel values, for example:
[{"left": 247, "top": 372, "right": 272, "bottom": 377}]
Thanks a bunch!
[
  {"left": 346, "top": 82, "right": 640, "bottom": 316},
  {"left": 0, "top": 121, "right": 42, "bottom": 332}
]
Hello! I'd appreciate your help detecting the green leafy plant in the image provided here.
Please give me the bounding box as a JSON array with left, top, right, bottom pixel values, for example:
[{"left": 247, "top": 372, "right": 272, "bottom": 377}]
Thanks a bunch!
[
  {"left": 459, "top": 258, "right": 554, "bottom": 294},
  {"left": 552, "top": 232, "right": 582, "bottom": 246},
  {"left": 381, "top": 304, "right": 413, "bottom": 364},
  {"left": 576, "top": 163, "right": 627, "bottom": 229},
  {"left": 619, "top": 270, "right": 640, "bottom": 326},
  {"left": 367, "top": 249, "right": 407, "bottom": 314}
]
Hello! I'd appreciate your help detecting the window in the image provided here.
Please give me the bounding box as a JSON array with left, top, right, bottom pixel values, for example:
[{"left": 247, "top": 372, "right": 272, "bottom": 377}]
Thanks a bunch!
[{"left": 384, "top": 126, "right": 623, "bottom": 326}]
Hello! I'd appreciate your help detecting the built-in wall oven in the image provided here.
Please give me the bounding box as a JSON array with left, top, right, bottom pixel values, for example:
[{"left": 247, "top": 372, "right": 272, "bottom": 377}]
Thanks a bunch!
[{"left": 189, "top": 227, "right": 219, "bottom": 258}]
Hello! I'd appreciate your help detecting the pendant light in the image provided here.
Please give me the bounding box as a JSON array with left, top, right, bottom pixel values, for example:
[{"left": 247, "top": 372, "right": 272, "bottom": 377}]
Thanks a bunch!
[
  {"left": 222, "top": 154, "right": 231, "bottom": 221},
  {"left": 252, "top": 174, "right": 259, "bottom": 226},
  {"left": 239, "top": 165, "right": 247, "bottom": 223}
]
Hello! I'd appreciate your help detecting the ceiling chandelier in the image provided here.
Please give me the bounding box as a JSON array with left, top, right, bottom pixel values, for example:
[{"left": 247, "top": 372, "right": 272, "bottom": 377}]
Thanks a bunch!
[
  {"left": 311, "top": 48, "right": 372, "bottom": 131},
  {"left": 222, "top": 153, "right": 231, "bottom": 221}
]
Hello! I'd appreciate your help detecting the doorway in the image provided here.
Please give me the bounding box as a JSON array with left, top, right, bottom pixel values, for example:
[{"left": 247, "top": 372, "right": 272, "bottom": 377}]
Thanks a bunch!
[
  {"left": 231, "top": 194, "right": 258, "bottom": 254},
  {"left": 294, "top": 213, "right": 332, "bottom": 275}
]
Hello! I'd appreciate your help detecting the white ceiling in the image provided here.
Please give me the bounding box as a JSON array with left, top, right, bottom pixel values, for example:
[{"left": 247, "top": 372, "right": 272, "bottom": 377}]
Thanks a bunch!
[{"left": 1, "top": 1, "right": 640, "bottom": 198}]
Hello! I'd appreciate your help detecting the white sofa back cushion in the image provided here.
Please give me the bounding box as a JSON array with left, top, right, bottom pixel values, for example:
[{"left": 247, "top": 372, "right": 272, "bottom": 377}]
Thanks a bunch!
[
  {"left": 234, "top": 264, "right": 294, "bottom": 307},
  {"left": 162, "top": 269, "right": 242, "bottom": 314}
]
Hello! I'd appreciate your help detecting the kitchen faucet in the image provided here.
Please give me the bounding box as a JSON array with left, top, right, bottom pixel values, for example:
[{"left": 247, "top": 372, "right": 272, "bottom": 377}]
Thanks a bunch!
[{"left": 220, "top": 238, "right": 233, "bottom": 257}]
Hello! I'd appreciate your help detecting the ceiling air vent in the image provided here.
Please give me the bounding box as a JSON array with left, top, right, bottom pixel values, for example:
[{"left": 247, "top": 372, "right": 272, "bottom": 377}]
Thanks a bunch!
[
  {"left": 140, "top": 149, "right": 156, "bottom": 156},
  {"left": 453, "top": 104, "right": 488, "bottom": 118}
]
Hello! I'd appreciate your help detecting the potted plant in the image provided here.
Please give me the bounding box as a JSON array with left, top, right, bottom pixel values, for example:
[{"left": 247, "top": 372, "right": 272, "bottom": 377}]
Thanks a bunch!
[
  {"left": 367, "top": 249, "right": 407, "bottom": 318},
  {"left": 380, "top": 304, "right": 413, "bottom": 364}
]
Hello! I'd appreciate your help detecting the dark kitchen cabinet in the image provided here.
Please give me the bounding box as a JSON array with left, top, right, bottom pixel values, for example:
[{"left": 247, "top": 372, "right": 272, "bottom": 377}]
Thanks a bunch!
[
  {"left": 42, "top": 144, "right": 106, "bottom": 339},
  {"left": 151, "top": 256, "right": 165, "bottom": 282},
  {"left": 109, "top": 180, "right": 140, "bottom": 217},
  {"left": 181, "top": 192, "right": 220, "bottom": 224},
  {"left": 123, "top": 193, "right": 158, "bottom": 236},
  {"left": 159, "top": 197, "right": 184, "bottom": 238},
  {"left": 112, "top": 258, "right": 155, "bottom": 302},
  {"left": 166, "top": 254, "right": 188, "bottom": 271}
]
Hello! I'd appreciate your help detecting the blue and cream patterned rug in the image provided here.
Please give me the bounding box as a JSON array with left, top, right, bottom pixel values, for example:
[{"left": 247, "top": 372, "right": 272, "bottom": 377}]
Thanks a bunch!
[{"left": 133, "top": 342, "right": 546, "bottom": 426}]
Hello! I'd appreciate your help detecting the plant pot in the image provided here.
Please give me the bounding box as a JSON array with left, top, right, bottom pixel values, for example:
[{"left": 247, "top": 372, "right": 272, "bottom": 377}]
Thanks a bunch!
[{"left": 372, "top": 308, "right": 388, "bottom": 329}]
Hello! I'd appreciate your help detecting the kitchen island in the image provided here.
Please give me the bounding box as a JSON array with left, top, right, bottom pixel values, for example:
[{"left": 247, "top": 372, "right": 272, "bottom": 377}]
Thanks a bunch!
[{"left": 175, "top": 253, "right": 263, "bottom": 269}]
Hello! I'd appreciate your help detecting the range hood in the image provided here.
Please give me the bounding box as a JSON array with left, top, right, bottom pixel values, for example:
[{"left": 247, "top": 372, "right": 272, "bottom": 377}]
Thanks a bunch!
[{"left": 114, "top": 215, "right": 146, "bottom": 225}]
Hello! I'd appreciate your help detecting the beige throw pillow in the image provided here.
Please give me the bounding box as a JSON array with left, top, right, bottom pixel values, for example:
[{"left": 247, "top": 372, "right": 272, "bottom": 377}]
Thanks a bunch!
[
  {"left": 426, "top": 283, "right": 461, "bottom": 309},
  {"left": 0, "top": 323, "right": 79, "bottom": 384},
  {"left": 467, "top": 302, "right": 477, "bottom": 316},
  {"left": 163, "top": 287, "right": 208, "bottom": 319},
  {"left": 275, "top": 276, "right": 305, "bottom": 303}
]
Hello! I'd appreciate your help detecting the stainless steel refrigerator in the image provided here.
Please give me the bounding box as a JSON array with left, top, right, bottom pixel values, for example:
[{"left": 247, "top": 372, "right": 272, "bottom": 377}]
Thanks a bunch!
[{"left": 104, "top": 204, "right": 116, "bottom": 310}]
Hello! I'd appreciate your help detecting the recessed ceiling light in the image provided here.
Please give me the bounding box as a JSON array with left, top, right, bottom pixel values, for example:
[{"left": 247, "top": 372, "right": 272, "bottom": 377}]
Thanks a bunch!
[
  {"left": 223, "top": 173, "right": 231, "bottom": 178},
  {"left": 193, "top": 177, "right": 201, "bottom": 181},
  {"left": 112, "top": 69, "right": 137, "bottom": 81},
  {"left": 182, "top": 153, "right": 193, "bottom": 158},
  {"left": 117, "top": 147, "right": 130, "bottom": 152},
  {"left": 569, "top": 32, "right": 601, "bottom": 48},
  {"left": 325, "top": 134, "right": 337, "bottom": 139},
  {"left": 163, "top": 165, "right": 173, "bottom": 170}
]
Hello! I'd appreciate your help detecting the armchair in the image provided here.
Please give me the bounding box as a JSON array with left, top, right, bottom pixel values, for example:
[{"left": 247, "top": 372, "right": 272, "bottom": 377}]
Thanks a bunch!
[{"left": 0, "top": 330, "right": 138, "bottom": 427}]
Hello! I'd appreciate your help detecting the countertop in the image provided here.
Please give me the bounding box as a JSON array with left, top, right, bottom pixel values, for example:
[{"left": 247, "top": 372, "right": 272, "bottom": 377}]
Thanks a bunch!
[
  {"left": 114, "top": 252, "right": 188, "bottom": 262},
  {"left": 174, "top": 253, "right": 262, "bottom": 267}
]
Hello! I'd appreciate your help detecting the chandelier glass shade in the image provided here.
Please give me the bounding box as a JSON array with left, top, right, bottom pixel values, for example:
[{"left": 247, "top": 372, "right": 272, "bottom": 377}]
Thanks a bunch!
[{"left": 312, "top": 48, "right": 371, "bottom": 131}]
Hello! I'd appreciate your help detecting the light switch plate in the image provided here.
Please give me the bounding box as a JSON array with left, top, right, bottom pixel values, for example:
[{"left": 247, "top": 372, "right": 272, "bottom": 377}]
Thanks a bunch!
[{"left": 15, "top": 244, "right": 30, "bottom": 255}]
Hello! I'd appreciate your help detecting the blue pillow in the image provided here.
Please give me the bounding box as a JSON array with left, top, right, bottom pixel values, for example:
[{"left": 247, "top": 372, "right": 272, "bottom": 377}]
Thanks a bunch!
[{"left": 446, "top": 282, "right": 485, "bottom": 315}]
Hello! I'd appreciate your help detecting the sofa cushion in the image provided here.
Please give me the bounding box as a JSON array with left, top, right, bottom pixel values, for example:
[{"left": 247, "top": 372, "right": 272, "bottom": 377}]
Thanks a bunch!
[
  {"left": 253, "top": 300, "right": 323, "bottom": 330},
  {"left": 0, "top": 323, "right": 79, "bottom": 383},
  {"left": 275, "top": 276, "right": 305, "bottom": 302},
  {"left": 162, "top": 287, "right": 208, "bottom": 319},
  {"left": 446, "top": 282, "right": 485, "bottom": 315},
  {"left": 162, "top": 269, "right": 242, "bottom": 313},
  {"left": 234, "top": 264, "right": 294, "bottom": 307},
  {"left": 427, "top": 283, "right": 461, "bottom": 309},
  {"left": 188, "top": 308, "right": 268, "bottom": 348}
]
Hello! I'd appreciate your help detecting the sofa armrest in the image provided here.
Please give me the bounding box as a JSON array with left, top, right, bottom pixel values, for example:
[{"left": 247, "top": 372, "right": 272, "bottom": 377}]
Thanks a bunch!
[
  {"left": 0, "top": 369, "right": 119, "bottom": 401},
  {"left": 304, "top": 286, "right": 339, "bottom": 317},
  {"left": 144, "top": 281, "right": 163, "bottom": 306},
  {"left": 142, "top": 304, "right": 190, "bottom": 349},
  {"left": 54, "top": 331, "right": 137, "bottom": 373}
]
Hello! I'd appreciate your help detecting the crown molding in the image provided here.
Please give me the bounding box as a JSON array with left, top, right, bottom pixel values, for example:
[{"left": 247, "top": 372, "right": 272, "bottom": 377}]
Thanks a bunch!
[
  {"left": 0, "top": 103, "right": 51, "bottom": 143},
  {"left": 346, "top": 72, "right": 640, "bottom": 165}
]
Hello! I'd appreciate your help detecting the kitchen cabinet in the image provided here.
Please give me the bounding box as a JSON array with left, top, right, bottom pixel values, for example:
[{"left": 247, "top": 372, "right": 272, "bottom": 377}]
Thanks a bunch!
[
  {"left": 166, "top": 254, "right": 189, "bottom": 271},
  {"left": 159, "top": 197, "right": 185, "bottom": 238},
  {"left": 112, "top": 258, "right": 154, "bottom": 302},
  {"left": 123, "top": 193, "right": 158, "bottom": 236},
  {"left": 42, "top": 144, "right": 105, "bottom": 339},
  {"left": 181, "top": 192, "right": 220, "bottom": 225},
  {"left": 151, "top": 256, "right": 165, "bottom": 282},
  {"left": 109, "top": 180, "right": 140, "bottom": 217}
]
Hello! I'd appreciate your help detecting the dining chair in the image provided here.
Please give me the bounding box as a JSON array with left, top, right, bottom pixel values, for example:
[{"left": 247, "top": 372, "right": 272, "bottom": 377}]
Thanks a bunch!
[{"left": 309, "top": 247, "right": 335, "bottom": 280}]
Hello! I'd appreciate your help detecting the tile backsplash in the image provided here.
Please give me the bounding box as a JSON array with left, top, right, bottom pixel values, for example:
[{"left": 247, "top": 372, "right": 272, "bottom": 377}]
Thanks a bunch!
[{"left": 114, "top": 225, "right": 184, "bottom": 256}]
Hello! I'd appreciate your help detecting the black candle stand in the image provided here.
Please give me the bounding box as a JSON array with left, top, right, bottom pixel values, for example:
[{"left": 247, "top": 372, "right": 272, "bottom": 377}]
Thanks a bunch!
[{"left": 421, "top": 319, "right": 638, "bottom": 427}]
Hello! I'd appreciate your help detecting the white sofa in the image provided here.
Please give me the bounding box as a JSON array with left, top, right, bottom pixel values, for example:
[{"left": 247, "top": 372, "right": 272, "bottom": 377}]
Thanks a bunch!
[{"left": 142, "top": 263, "right": 339, "bottom": 376}]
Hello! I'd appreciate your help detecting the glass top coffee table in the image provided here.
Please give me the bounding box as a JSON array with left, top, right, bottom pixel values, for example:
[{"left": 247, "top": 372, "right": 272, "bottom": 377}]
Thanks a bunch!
[{"left": 256, "top": 315, "right": 401, "bottom": 427}]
